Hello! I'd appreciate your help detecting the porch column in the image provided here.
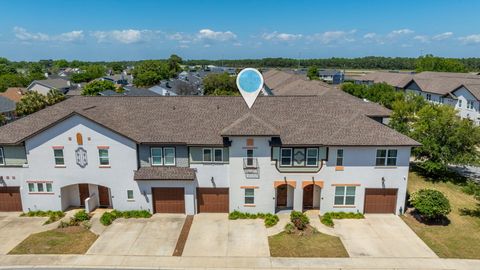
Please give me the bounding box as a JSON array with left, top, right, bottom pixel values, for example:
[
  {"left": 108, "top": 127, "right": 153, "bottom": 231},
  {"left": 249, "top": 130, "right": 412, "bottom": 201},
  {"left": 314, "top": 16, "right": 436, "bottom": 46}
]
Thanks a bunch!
[{"left": 293, "top": 184, "right": 303, "bottom": 211}]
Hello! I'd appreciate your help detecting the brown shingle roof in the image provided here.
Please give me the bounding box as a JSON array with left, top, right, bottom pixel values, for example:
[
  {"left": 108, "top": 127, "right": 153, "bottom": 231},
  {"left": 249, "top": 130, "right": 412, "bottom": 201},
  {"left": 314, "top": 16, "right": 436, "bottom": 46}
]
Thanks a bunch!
[
  {"left": 221, "top": 113, "right": 280, "bottom": 136},
  {"left": 0, "top": 88, "right": 25, "bottom": 103},
  {"left": 134, "top": 167, "right": 195, "bottom": 181},
  {"left": 0, "top": 96, "right": 418, "bottom": 147},
  {"left": 358, "top": 72, "right": 413, "bottom": 88}
]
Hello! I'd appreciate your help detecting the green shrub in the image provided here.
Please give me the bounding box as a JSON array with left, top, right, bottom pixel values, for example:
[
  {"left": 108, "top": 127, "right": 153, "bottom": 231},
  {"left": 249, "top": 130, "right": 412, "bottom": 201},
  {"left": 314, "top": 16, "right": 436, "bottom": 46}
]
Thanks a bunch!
[
  {"left": 20, "top": 210, "right": 65, "bottom": 225},
  {"left": 228, "top": 210, "right": 241, "bottom": 220},
  {"left": 264, "top": 214, "right": 279, "bottom": 227},
  {"left": 100, "top": 210, "right": 152, "bottom": 226},
  {"left": 290, "top": 211, "right": 309, "bottom": 230},
  {"left": 320, "top": 214, "right": 334, "bottom": 227},
  {"left": 320, "top": 212, "right": 364, "bottom": 227},
  {"left": 462, "top": 180, "right": 480, "bottom": 196},
  {"left": 409, "top": 189, "right": 451, "bottom": 219},
  {"left": 73, "top": 210, "right": 90, "bottom": 222},
  {"left": 284, "top": 222, "right": 295, "bottom": 234}
]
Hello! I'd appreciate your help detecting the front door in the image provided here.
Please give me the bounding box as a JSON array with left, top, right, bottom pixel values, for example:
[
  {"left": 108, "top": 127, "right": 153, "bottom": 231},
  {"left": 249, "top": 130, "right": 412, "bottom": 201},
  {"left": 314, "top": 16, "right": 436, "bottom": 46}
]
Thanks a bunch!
[
  {"left": 79, "top": 184, "right": 89, "bottom": 206},
  {"left": 276, "top": 185, "right": 288, "bottom": 207},
  {"left": 98, "top": 186, "right": 110, "bottom": 207},
  {"left": 303, "top": 185, "right": 314, "bottom": 209}
]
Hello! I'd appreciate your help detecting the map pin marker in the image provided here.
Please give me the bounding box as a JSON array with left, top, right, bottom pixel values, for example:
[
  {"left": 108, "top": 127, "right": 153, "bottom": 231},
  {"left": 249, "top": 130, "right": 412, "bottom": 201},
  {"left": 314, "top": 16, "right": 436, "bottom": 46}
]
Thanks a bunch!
[{"left": 236, "top": 68, "right": 264, "bottom": 108}]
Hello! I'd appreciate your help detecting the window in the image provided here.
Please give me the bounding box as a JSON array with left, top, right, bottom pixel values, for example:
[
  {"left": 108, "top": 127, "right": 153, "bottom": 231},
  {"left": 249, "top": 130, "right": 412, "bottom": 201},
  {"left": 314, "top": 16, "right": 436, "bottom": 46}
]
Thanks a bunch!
[
  {"left": 244, "top": 188, "right": 255, "bottom": 204},
  {"left": 439, "top": 97, "right": 444, "bottom": 104},
  {"left": 426, "top": 94, "right": 431, "bottom": 101},
  {"left": 46, "top": 183, "right": 53, "bottom": 192},
  {"left": 164, "top": 147, "right": 175, "bottom": 166},
  {"left": 127, "top": 190, "right": 134, "bottom": 200},
  {"left": 334, "top": 186, "right": 356, "bottom": 206},
  {"left": 467, "top": 100, "right": 475, "bottom": 110},
  {"left": 202, "top": 148, "right": 212, "bottom": 162},
  {"left": 151, "top": 148, "right": 163, "bottom": 165},
  {"left": 458, "top": 99, "right": 463, "bottom": 107},
  {"left": 214, "top": 148, "right": 223, "bottom": 162},
  {"left": 0, "top": 148, "right": 4, "bottom": 165},
  {"left": 376, "top": 149, "right": 397, "bottom": 166},
  {"left": 98, "top": 149, "right": 110, "bottom": 166},
  {"left": 336, "top": 149, "right": 344, "bottom": 166},
  {"left": 53, "top": 149, "right": 64, "bottom": 166},
  {"left": 280, "top": 148, "right": 292, "bottom": 166},
  {"left": 246, "top": 149, "right": 254, "bottom": 167},
  {"left": 28, "top": 182, "right": 53, "bottom": 193},
  {"left": 306, "top": 148, "right": 319, "bottom": 166}
]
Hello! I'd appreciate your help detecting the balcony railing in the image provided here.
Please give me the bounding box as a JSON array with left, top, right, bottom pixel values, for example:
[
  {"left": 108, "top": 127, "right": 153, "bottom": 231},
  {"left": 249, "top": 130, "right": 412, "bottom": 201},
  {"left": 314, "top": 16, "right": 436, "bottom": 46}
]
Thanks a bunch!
[{"left": 243, "top": 157, "right": 258, "bottom": 169}]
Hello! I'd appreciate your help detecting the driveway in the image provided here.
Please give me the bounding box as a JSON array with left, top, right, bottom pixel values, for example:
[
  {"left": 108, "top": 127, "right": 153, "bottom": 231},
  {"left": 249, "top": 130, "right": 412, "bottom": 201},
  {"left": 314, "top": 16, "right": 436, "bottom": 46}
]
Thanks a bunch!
[
  {"left": 87, "top": 214, "right": 185, "bottom": 256},
  {"left": 182, "top": 213, "right": 269, "bottom": 257},
  {"left": 333, "top": 214, "right": 437, "bottom": 258},
  {"left": 0, "top": 212, "right": 48, "bottom": 254}
]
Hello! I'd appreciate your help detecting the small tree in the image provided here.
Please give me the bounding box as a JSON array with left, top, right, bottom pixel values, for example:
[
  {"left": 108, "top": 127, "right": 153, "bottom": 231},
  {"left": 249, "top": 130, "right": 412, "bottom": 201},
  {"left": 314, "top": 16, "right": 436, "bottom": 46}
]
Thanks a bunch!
[
  {"left": 16, "top": 91, "right": 47, "bottom": 116},
  {"left": 410, "top": 189, "right": 451, "bottom": 220},
  {"left": 307, "top": 66, "right": 319, "bottom": 80},
  {"left": 46, "top": 89, "right": 65, "bottom": 105},
  {"left": 82, "top": 80, "right": 116, "bottom": 96}
]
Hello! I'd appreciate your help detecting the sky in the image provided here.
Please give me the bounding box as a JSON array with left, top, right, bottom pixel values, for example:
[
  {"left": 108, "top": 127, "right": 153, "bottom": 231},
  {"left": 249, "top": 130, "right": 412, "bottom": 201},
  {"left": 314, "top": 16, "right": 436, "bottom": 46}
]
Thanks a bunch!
[{"left": 1, "top": 0, "right": 480, "bottom": 61}]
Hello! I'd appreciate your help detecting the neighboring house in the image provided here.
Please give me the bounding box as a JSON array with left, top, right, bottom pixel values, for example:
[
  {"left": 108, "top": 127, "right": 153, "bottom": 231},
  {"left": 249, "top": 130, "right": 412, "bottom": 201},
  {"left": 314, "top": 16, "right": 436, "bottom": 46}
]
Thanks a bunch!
[
  {"left": 99, "top": 86, "right": 160, "bottom": 97},
  {"left": 356, "top": 71, "right": 480, "bottom": 124},
  {"left": 101, "top": 73, "right": 133, "bottom": 86},
  {"left": 0, "top": 96, "right": 16, "bottom": 122},
  {"left": 318, "top": 69, "right": 345, "bottom": 84},
  {"left": 149, "top": 77, "right": 202, "bottom": 96},
  {"left": 27, "top": 78, "right": 74, "bottom": 95},
  {"left": 0, "top": 87, "right": 25, "bottom": 103},
  {"left": 0, "top": 94, "right": 418, "bottom": 215}
]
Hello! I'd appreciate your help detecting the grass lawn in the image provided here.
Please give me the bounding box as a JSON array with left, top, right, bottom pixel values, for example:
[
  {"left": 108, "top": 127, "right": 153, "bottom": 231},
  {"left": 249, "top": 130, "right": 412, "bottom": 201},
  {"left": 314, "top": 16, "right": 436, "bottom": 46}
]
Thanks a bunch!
[
  {"left": 401, "top": 171, "right": 480, "bottom": 259},
  {"left": 9, "top": 226, "right": 98, "bottom": 254},
  {"left": 268, "top": 231, "right": 348, "bottom": 257}
]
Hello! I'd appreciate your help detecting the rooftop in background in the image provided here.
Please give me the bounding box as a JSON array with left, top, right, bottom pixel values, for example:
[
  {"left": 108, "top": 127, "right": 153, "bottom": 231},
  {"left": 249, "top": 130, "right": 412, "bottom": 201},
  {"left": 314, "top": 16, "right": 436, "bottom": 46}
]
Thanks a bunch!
[
  {"left": 0, "top": 96, "right": 16, "bottom": 113},
  {"left": 0, "top": 87, "right": 25, "bottom": 103}
]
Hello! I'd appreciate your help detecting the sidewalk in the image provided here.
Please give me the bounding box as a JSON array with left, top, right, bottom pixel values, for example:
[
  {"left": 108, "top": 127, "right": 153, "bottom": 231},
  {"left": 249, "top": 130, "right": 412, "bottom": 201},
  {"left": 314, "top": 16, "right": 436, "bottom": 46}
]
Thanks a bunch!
[{"left": 1, "top": 254, "right": 480, "bottom": 269}]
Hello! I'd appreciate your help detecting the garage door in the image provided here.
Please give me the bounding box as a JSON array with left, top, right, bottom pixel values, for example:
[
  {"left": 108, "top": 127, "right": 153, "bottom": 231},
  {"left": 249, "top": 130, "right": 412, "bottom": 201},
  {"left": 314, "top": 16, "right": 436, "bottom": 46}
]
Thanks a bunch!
[
  {"left": 197, "top": 188, "right": 229, "bottom": 213},
  {"left": 152, "top": 188, "right": 185, "bottom": 214},
  {"left": 0, "top": 187, "right": 22, "bottom": 212},
  {"left": 364, "top": 188, "right": 397, "bottom": 214}
]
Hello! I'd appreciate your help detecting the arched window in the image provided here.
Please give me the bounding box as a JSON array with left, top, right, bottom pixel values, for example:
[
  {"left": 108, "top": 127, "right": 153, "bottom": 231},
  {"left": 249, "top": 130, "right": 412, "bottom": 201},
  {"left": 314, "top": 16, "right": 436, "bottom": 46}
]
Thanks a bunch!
[{"left": 76, "top": 133, "right": 83, "bottom": 145}]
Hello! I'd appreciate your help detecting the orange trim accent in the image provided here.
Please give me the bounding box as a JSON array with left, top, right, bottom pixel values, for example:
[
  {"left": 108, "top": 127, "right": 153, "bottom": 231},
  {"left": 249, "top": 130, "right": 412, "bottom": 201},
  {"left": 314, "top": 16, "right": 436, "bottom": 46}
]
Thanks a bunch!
[
  {"left": 244, "top": 204, "right": 256, "bottom": 207},
  {"left": 302, "top": 180, "right": 324, "bottom": 189},
  {"left": 99, "top": 165, "right": 111, "bottom": 168},
  {"left": 240, "top": 186, "right": 259, "bottom": 189},
  {"left": 246, "top": 138, "right": 254, "bottom": 147},
  {"left": 274, "top": 180, "right": 296, "bottom": 188},
  {"left": 76, "top": 133, "right": 83, "bottom": 145},
  {"left": 26, "top": 180, "right": 53, "bottom": 183},
  {"left": 331, "top": 183, "right": 361, "bottom": 187},
  {"left": 97, "top": 146, "right": 110, "bottom": 149},
  {"left": 54, "top": 165, "right": 66, "bottom": 168},
  {"left": 335, "top": 166, "right": 344, "bottom": 171},
  {"left": 333, "top": 205, "right": 356, "bottom": 208},
  {"left": 28, "top": 192, "right": 55, "bottom": 195},
  {"left": 52, "top": 146, "right": 64, "bottom": 149}
]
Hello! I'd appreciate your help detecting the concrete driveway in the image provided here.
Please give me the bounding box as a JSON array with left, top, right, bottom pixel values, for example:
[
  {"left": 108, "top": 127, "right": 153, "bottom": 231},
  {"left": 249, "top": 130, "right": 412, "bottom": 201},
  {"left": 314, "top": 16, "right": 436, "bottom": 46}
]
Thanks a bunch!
[
  {"left": 333, "top": 214, "right": 437, "bottom": 258},
  {"left": 182, "top": 213, "right": 269, "bottom": 257},
  {"left": 0, "top": 212, "right": 48, "bottom": 254},
  {"left": 87, "top": 214, "right": 185, "bottom": 256}
]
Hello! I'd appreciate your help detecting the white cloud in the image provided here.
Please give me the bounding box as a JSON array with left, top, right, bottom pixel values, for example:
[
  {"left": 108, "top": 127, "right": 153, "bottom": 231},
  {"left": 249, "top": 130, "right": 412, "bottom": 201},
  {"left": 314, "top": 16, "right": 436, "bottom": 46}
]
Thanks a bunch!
[
  {"left": 459, "top": 34, "right": 480, "bottom": 44},
  {"left": 387, "top": 28, "right": 414, "bottom": 38},
  {"left": 13, "top": 27, "right": 83, "bottom": 42},
  {"left": 363, "top": 32, "right": 377, "bottom": 39},
  {"left": 308, "top": 30, "right": 356, "bottom": 44},
  {"left": 432, "top": 32, "right": 453, "bottom": 41},
  {"left": 262, "top": 31, "right": 302, "bottom": 42},
  {"left": 91, "top": 29, "right": 159, "bottom": 44},
  {"left": 414, "top": 35, "right": 430, "bottom": 43},
  {"left": 197, "top": 29, "right": 236, "bottom": 42}
]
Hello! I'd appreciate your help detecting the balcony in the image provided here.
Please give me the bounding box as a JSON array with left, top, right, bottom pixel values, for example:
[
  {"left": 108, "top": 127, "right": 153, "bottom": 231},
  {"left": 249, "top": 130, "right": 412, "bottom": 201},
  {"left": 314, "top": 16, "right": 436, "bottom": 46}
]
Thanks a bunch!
[{"left": 243, "top": 158, "right": 259, "bottom": 179}]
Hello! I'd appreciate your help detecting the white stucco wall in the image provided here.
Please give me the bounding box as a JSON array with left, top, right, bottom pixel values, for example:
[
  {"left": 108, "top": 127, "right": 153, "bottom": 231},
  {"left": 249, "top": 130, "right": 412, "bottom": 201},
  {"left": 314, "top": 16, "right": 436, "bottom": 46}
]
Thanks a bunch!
[
  {"left": 453, "top": 87, "right": 480, "bottom": 124},
  {"left": 28, "top": 84, "right": 51, "bottom": 95},
  {"left": 228, "top": 137, "right": 410, "bottom": 215}
]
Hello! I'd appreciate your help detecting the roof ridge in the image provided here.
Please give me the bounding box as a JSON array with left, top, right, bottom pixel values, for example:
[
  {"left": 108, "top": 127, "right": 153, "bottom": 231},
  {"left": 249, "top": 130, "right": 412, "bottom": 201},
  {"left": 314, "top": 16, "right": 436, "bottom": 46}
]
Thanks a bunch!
[{"left": 221, "top": 112, "right": 279, "bottom": 136}]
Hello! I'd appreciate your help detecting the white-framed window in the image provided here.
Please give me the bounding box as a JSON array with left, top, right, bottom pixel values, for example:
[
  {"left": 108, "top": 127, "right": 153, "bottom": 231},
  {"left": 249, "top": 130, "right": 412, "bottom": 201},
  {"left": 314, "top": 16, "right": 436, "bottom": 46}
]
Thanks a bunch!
[
  {"left": 306, "top": 148, "right": 319, "bottom": 166},
  {"left": 0, "top": 147, "right": 4, "bottom": 165},
  {"left": 98, "top": 149, "right": 110, "bottom": 166},
  {"left": 467, "top": 100, "right": 475, "bottom": 110},
  {"left": 458, "top": 99, "right": 463, "bottom": 108},
  {"left": 203, "top": 148, "right": 212, "bottom": 162},
  {"left": 164, "top": 147, "right": 176, "bottom": 166},
  {"left": 376, "top": 149, "right": 397, "bottom": 166},
  {"left": 336, "top": 149, "right": 344, "bottom": 166},
  {"left": 244, "top": 188, "right": 255, "bottom": 204},
  {"left": 246, "top": 149, "right": 254, "bottom": 167},
  {"left": 280, "top": 148, "right": 292, "bottom": 166},
  {"left": 426, "top": 94, "right": 431, "bottom": 101},
  {"left": 151, "top": 147, "right": 163, "bottom": 165},
  {"left": 53, "top": 149, "right": 64, "bottom": 166},
  {"left": 127, "top": 190, "right": 134, "bottom": 200},
  {"left": 214, "top": 148, "right": 223, "bottom": 162},
  {"left": 334, "top": 186, "right": 356, "bottom": 206},
  {"left": 28, "top": 182, "right": 53, "bottom": 194}
]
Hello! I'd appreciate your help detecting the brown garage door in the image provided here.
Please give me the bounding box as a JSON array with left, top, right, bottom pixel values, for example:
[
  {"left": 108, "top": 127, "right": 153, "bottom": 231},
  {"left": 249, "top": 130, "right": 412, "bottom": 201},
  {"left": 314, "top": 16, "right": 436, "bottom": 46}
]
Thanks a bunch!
[
  {"left": 0, "top": 187, "right": 22, "bottom": 211},
  {"left": 197, "top": 188, "right": 229, "bottom": 213},
  {"left": 152, "top": 188, "right": 185, "bottom": 214},
  {"left": 364, "top": 188, "right": 397, "bottom": 214}
]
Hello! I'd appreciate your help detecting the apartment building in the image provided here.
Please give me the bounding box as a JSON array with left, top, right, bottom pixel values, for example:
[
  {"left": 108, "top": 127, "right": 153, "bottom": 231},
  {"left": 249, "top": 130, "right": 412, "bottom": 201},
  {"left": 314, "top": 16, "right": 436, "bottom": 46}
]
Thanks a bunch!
[{"left": 0, "top": 95, "right": 418, "bottom": 215}]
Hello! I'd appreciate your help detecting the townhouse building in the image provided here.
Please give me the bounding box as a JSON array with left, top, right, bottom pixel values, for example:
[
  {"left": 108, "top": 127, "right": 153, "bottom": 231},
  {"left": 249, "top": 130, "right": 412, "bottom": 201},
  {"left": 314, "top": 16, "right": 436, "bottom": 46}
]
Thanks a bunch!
[{"left": 0, "top": 95, "right": 418, "bottom": 215}]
